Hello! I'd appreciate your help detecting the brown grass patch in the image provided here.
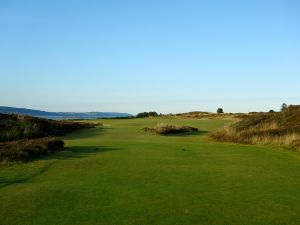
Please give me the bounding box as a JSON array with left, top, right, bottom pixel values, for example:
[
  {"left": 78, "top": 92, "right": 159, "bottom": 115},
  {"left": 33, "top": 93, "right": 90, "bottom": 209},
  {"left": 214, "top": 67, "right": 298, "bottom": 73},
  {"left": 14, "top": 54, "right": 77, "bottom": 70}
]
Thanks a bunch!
[{"left": 143, "top": 123, "right": 198, "bottom": 135}]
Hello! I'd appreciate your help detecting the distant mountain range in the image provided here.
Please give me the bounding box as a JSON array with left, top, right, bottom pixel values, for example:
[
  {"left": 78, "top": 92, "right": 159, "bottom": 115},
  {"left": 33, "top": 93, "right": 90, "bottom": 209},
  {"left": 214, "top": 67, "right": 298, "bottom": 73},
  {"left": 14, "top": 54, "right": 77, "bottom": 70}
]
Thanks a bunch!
[{"left": 0, "top": 106, "right": 132, "bottom": 119}]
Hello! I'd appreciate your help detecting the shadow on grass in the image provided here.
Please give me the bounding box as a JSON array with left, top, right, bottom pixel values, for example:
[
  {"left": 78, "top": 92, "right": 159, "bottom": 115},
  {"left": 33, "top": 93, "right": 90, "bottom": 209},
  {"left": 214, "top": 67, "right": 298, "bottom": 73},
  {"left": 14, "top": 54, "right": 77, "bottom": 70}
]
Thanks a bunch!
[
  {"left": 63, "top": 127, "right": 111, "bottom": 140},
  {"left": 0, "top": 160, "right": 57, "bottom": 189},
  {"left": 165, "top": 131, "right": 209, "bottom": 137},
  {"left": 59, "top": 145, "right": 120, "bottom": 160},
  {"left": 159, "top": 130, "right": 210, "bottom": 137},
  {"left": 0, "top": 145, "right": 120, "bottom": 189}
]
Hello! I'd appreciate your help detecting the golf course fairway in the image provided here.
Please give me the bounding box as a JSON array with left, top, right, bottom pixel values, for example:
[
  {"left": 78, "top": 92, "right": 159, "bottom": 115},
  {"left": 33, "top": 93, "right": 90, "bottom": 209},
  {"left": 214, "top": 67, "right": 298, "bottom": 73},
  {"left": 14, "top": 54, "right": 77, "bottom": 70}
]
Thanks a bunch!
[{"left": 1, "top": 118, "right": 300, "bottom": 225}]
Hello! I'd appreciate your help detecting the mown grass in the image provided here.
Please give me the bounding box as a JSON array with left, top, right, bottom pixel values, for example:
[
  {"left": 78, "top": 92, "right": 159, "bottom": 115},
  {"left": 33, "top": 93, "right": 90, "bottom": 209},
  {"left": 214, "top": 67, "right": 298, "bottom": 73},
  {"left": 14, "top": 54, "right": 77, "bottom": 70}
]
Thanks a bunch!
[{"left": 1, "top": 118, "right": 300, "bottom": 225}]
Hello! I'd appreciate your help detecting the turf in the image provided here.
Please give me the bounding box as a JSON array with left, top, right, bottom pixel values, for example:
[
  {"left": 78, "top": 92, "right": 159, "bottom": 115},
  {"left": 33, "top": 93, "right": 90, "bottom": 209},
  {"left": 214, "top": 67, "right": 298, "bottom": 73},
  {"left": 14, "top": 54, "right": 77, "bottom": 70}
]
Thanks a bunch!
[{"left": 1, "top": 118, "right": 300, "bottom": 225}]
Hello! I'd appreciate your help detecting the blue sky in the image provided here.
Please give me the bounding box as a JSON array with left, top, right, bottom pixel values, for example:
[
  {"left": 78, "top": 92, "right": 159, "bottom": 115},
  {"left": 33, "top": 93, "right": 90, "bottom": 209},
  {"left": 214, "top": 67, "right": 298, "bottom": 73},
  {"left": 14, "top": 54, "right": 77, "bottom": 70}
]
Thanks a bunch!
[{"left": 0, "top": 0, "right": 299, "bottom": 114}]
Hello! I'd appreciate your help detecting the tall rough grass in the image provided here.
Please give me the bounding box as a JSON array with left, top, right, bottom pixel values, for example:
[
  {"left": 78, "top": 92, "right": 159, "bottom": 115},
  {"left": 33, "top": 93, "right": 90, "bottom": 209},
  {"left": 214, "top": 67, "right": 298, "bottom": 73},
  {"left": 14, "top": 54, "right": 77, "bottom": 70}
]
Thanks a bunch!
[
  {"left": 210, "top": 105, "right": 300, "bottom": 151},
  {"left": 211, "top": 126, "right": 300, "bottom": 150}
]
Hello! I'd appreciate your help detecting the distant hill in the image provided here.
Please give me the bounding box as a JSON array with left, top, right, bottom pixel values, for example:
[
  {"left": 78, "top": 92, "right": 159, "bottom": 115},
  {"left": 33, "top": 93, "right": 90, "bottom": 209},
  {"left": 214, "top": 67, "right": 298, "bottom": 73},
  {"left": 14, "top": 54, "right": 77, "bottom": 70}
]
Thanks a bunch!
[{"left": 0, "top": 106, "right": 132, "bottom": 119}]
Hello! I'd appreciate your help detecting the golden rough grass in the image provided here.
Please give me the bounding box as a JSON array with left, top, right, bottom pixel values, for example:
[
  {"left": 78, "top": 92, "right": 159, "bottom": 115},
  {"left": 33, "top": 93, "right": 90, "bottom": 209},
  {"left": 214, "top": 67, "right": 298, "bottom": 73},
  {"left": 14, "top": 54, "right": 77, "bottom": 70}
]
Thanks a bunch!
[
  {"left": 251, "top": 132, "right": 300, "bottom": 146},
  {"left": 258, "top": 121, "right": 279, "bottom": 130},
  {"left": 211, "top": 124, "right": 300, "bottom": 151}
]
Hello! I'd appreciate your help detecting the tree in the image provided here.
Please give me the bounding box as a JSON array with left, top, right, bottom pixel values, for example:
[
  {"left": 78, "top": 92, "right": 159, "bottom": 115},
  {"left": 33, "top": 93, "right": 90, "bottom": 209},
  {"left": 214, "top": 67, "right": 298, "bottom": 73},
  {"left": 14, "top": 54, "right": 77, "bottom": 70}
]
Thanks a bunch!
[
  {"left": 217, "top": 108, "right": 224, "bottom": 114},
  {"left": 136, "top": 111, "right": 158, "bottom": 118},
  {"left": 281, "top": 103, "right": 287, "bottom": 111},
  {"left": 269, "top": 110, "right": 275, "bottom": 113}
]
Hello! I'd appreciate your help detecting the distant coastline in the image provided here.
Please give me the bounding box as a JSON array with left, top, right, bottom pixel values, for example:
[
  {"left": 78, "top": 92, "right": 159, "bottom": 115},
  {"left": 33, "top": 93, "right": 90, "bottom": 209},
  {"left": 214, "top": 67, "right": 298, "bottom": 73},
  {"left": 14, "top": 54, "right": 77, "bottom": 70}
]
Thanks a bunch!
[{"left": 0, "top": 106, "right": 132, "bottom": 119}]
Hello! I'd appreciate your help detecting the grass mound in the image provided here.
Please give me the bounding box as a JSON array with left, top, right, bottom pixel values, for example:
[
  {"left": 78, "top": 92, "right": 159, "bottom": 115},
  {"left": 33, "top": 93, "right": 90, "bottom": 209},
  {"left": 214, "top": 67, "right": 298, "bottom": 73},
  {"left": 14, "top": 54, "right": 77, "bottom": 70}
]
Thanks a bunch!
[
  {"left": 143, "top": 123, "right": 198, "bottom": 135},
  {"left": 210, "top": 105, "right": 300, "bottom": 150},
  {"left": 0, "top": 137, "right": 64, "bottom": 161}
]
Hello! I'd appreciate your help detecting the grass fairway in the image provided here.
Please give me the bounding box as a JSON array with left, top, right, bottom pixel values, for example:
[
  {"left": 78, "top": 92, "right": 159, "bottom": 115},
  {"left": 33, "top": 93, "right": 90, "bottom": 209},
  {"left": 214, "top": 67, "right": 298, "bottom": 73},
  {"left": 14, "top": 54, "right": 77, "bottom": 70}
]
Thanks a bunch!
[{"left": 1, "top": 118, "right": 300, "bottom": 225}]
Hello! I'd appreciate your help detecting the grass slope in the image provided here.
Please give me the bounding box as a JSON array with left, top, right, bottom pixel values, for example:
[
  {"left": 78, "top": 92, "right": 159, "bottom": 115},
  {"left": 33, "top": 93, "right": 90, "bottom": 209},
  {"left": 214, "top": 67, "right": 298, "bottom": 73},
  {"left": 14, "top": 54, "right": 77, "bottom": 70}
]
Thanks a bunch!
[
  {"left": 210, "top": 105, "right": 300, "bottom": 150},
  {"left": 1, "top": 118, "right": 300, "bottom": 225},
  {"left": 0, "top": 113, "right": 95, "bottom": 142}
]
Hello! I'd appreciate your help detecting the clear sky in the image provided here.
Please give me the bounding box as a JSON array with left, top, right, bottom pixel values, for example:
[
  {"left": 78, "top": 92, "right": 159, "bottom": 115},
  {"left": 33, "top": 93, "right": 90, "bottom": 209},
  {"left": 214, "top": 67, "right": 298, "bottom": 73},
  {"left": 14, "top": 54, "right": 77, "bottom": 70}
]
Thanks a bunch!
[{"left": 0, "top": 0, "right": 299, "bottom": 114}]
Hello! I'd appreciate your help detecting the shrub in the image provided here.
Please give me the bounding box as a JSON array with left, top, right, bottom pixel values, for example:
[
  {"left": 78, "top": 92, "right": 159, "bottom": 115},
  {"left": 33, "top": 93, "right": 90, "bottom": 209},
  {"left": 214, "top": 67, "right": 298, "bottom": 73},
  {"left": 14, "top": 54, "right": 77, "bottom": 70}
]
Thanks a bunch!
[
  {"left": 217, "top": 108, "right": 224, "bottom": 114},
  {"left": 0, "top": 113, "right": 96, "bottom": 142},
  {"left": 0, "top": 114, "right": 97, "bottom": 162},
  {"left": 136, "top": 112, "right": 158, "bottom": 118},
  {"left": 0, "top": 138, "right": 65, "bottom": 161},
  {"left": 281, "top": 103, "right": 288, "bottom": 111}
]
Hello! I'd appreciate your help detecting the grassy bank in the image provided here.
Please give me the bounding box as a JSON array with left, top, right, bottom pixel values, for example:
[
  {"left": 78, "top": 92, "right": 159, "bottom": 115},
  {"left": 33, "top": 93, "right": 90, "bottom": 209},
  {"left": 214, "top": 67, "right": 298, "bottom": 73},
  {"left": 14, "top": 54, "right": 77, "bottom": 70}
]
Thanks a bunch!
[
  {"left": 0, "top": 113, "right": 97, "bottom": 161},
  {"left": 0, "top": 113, "right": 96, "bottom": 142},
  {"left": 210, "top": 105, "right": 300, "bottom": 150}
]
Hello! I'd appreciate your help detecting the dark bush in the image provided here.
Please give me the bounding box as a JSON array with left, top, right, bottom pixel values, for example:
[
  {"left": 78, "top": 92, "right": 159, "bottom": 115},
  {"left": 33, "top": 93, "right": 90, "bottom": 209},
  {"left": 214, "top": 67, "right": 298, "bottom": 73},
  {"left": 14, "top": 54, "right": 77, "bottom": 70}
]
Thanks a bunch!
[
  {"left": 0, "top": 114, "right": 98, "bottom": 162},
  {"left": 281, "top": 103, "right": 288, "bottom": 111},
  {"left": 0, "top": 113, "right": 96, "bottom": 142},
  {"left": 217, "top": 108, "right": 224, "bottom": 114},
  {"left": 136, "top": 112, "right": 159, "bottom": 118},
  {"left": 0, "top": 138, "right": 65, "bottom": 161}
]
